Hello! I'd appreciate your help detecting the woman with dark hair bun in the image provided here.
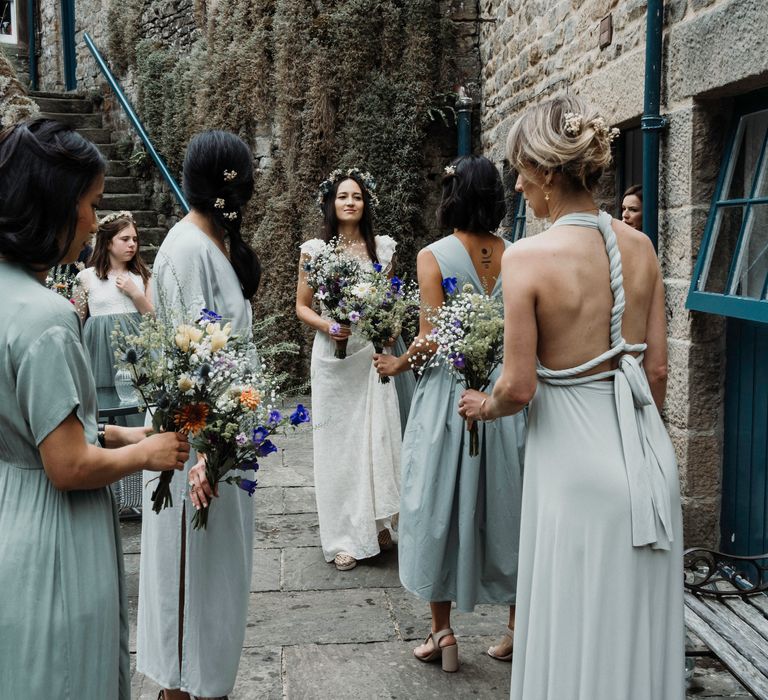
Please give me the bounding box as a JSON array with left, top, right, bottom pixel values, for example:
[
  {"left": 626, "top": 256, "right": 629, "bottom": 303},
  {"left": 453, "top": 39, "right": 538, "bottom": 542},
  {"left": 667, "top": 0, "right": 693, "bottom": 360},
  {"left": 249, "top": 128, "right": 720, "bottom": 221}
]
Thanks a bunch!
[
  {"left": 0, "top": 119, "right": 188, "bottom": 699},
  {"left": 376, "top": 154, "right": 526, "bottom": 672},
  {"left": 137, "top": 130, "right": 260, "bottom": 700}
]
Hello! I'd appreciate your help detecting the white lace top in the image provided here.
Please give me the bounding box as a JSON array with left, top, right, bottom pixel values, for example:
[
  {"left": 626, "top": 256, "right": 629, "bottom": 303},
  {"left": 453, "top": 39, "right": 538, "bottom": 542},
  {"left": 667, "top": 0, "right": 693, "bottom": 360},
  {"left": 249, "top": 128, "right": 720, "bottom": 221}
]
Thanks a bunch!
[
  {"left": 75, "top": 267, "right": 146, "bottom": 316},
  {"left": 300, "top": 234, "right": 398, "bottom": 273}
]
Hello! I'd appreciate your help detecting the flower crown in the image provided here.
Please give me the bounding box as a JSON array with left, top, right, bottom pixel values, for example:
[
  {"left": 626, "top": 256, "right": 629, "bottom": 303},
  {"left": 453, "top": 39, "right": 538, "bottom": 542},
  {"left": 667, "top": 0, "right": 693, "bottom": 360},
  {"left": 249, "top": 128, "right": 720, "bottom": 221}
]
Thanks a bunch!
[
  {"left": 99, "top": 210, "right": 134, "bottom": 227},
  {"left": 316, "top": 167, "right": 379, "bottom": 211},
  {"left": 564, "top": 112, "right": 620, "bottom": 142}
]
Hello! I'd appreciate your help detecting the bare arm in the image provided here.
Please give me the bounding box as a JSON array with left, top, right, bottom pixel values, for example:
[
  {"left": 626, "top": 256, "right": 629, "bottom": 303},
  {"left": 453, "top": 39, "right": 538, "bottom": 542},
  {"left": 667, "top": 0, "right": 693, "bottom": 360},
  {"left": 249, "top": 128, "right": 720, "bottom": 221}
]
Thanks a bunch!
[
  {"left": 39, "top": 412, "right": 189, "bottom": 491},
  {"left": 642, "top": 259, "right": 668, "bottom": 413},
  {"left": 295, "top": 258, "right": 350, "bottom": 340},
  {"left": 374, "top": 248, "right": 443, "bottom": 377}
]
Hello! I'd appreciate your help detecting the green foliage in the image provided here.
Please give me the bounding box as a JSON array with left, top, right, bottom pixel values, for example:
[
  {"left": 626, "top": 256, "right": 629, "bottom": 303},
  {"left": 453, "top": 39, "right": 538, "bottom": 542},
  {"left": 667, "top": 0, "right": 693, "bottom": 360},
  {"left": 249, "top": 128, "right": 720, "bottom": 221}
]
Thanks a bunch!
[{"left": 107, "top": 0, "right": 457, "bottom": 375}]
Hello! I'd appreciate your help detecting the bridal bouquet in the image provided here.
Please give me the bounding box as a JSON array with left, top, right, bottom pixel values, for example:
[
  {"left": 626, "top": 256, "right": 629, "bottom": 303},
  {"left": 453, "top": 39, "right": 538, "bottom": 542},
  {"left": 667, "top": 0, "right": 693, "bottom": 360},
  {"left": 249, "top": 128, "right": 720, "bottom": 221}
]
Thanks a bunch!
[
  {"left": 46, "top": 266, "right": 84, "bottom": 307},
  {"left": 301, "top": 238, "right": 364, "bottom": 359},
  {"left": 114, "top": 308, "right": 310, "bottom": 528},
  {"left": 341, "top": 264, "right": 419, "bottom": 383},
  {"left": 426, "top": 278, "right": 505, "bottom": 456}
]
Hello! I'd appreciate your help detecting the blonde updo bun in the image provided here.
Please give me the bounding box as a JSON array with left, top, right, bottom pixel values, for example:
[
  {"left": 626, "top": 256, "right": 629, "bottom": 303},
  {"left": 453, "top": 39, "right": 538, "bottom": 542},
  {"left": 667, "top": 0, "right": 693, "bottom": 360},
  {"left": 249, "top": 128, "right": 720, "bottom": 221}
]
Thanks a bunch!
[{"left": 506, "top": 95, "right": 617, "bottom": 192}]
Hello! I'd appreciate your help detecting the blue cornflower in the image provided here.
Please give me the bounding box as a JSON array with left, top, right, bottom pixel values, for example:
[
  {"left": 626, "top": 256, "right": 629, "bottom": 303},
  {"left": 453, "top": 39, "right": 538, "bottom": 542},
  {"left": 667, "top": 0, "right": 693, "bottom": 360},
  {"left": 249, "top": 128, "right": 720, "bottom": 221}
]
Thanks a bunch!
[
  {"left": 200, "top": 308, "right": 222, "bottom": 322},
  {"left": 268, "top": 409, "right": 282, "bottom": 424},
  {"left": 290, "top": 404, "right": 311, "bottom": 426},
  {"left": 252, "top": 426, "right": 269, "bottom": 445},
  {"left": 237, "top": 461, "right": 260, "bottom": 472},
  {"left": 373, "top": 262, "right": 383, "bottom": 273},
  {"left": 238, "top": 478, "right": 258, "bottom": 496},
  {"left": 391, "top": 276, "right": 402, "bottom": 293},
  {"left": 442, "top": 277, "right": 458, "bottom": 295},
  {"left": 256, "top": 439, "right": 278, "bottom": 457},
  {"left": 451, "top": 353, "right": 466, "bottom": 369}
]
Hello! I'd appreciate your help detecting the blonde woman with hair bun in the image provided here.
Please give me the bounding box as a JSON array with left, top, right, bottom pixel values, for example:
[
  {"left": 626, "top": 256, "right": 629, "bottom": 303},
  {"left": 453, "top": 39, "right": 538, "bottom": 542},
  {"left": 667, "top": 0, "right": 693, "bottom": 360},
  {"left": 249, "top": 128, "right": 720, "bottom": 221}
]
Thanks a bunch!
[{"left": 459, "top": 95, "right": 684, "bottom": 700}]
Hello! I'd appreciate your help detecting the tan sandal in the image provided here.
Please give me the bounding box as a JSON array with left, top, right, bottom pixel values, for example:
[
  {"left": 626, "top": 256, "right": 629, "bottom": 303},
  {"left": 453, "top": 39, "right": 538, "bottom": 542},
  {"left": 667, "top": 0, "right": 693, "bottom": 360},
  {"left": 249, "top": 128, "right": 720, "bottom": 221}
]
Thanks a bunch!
[
  {"left": 487, "top": 625, "right": 514, "bottom": 661},
  {"left": 414, "top": 627, "right": 459, "bottom": 672},
  {"left": 334, "top": 552, "right": 357, "bottom": 571},
  {"left": 377, "top": 528, "right": 393, "bottom": 551}
]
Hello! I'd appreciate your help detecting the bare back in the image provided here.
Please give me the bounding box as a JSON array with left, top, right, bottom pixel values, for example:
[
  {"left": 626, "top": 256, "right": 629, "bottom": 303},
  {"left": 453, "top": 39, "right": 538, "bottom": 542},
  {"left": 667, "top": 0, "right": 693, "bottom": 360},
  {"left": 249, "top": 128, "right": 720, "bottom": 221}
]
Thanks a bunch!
[{"left": 524, "top": 217, "right": 661, "bottom": 375}]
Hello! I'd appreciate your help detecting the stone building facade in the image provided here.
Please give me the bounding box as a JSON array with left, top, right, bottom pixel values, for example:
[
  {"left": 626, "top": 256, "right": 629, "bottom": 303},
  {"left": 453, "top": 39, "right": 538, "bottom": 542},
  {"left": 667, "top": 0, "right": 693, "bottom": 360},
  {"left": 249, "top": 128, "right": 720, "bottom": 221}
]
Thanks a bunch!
[{"left": 476, "top": 0, "right": 768, "bottom": 547}]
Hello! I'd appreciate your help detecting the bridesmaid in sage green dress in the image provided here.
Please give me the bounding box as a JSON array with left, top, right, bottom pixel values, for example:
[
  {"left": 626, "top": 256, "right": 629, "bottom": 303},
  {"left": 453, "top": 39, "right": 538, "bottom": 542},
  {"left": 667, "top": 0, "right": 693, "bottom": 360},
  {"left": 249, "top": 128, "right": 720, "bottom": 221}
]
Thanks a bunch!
[
  {"left": 0, "top": 120, "right": 188, "bottom": 700},
  {"left": 460, "top": 96, "right": 684, "bottom": 700},
  {"left": 375, "top": 155, "right": 526, "bottom": 672}
]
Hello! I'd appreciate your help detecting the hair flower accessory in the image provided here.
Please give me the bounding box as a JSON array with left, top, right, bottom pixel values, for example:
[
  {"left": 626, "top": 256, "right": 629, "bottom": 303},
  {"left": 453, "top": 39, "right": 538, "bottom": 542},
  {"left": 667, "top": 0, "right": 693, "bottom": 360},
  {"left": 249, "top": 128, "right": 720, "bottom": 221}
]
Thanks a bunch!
[
  {"left": 223, "top": 211, "right": 238, "bottom": 221},
  {"left": 214, "top": 198, "right": 225, "bottom": 209},
  {"left": 444, "top": 165, "right": 456, "bottom": 176},
  {"left": 590, "top": 117, "right": 621, "bottom": 142},
  {"left": 99, "top": 210, "right": 134, "bottom": 226},
  {"left": 564, "top": 111, "right": 583, "bottom": 136},
  {"left": 223, "top": 169, "right": 238, "bottom": 182},
  {"left": 316, "top": 167, "right": 379, "bottom": 212}
]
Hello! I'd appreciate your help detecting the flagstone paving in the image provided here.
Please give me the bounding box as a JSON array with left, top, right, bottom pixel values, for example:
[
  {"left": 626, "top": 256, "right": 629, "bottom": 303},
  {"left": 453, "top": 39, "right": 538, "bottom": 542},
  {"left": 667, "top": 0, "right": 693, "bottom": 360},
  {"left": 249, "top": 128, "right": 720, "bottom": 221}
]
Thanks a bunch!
[{"left": 127, "top": 420, "right": 752, "bottom": 699}]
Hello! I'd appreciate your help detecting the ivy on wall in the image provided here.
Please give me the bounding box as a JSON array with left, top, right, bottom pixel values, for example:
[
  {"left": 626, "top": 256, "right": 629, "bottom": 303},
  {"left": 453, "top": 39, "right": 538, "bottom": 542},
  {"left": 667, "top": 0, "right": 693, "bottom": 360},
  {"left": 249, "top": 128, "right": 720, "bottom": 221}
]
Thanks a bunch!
[{"left": 108, "top": 0, "right": 456, "bottom": 373}]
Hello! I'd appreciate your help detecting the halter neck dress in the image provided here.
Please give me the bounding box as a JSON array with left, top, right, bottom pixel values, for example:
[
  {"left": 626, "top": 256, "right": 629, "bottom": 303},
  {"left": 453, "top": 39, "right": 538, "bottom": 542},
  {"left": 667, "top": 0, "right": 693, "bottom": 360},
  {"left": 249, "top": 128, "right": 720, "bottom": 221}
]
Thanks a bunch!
[
  {"left": 399, "top": 234, "right": 526, "bottom": 611},
  {"left": 509, "top": 212, "right": 684, "bottom": 700}
]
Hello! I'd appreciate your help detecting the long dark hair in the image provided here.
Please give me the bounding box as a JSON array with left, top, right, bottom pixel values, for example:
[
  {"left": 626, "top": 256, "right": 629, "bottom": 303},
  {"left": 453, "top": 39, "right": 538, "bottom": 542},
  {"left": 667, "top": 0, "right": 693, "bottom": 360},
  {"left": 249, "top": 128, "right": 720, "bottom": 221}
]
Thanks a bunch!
[
  {"left": 88, "top": 213, "right": 151, "bottom": 286},
  {"left": 182, "top": 130, "right": 260, "bottom": 298},
  {"left": 0, "top": 119, "right": 105, "bottom": 270},
  {"left": 320, "top": 174, "right": 378, "bottom": 263},
  {"left": 437, "top": 155, "right": 506, "bottom": 234}
]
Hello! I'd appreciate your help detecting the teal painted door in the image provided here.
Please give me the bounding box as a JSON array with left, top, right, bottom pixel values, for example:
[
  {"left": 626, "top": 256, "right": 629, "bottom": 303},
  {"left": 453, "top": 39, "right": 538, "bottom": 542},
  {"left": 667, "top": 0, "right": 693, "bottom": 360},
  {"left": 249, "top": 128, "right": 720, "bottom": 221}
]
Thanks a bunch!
[
  {"left": 60, "top": 0, "right": 76, "bottom": 90},
  {"left": 721, "top": 318, "right": 768, "bottom": 556}
]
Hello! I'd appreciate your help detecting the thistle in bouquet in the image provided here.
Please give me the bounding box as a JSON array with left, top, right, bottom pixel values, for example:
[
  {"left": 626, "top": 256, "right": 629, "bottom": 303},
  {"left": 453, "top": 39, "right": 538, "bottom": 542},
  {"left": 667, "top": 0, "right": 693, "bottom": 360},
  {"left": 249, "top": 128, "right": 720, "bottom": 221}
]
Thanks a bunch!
[
  {"left": 302, "top": 238, "right": 364, "bottom": 359},
  {"left": 425, "top": 278, "right": 505, "bottom": 456},
  {"left": 113, "top": 308, "right": 242, "bottom": 513},
  {"left": 343, "top": 263, "right": 420, "bottom": 383}
]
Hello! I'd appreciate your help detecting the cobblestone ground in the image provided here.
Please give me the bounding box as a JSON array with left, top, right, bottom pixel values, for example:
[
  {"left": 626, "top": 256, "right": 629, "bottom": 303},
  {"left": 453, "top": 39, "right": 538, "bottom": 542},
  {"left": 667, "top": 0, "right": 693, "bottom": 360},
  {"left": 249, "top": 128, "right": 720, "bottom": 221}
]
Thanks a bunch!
[{"left": 126, "top": 410, "right": 752, "bottom": 699}]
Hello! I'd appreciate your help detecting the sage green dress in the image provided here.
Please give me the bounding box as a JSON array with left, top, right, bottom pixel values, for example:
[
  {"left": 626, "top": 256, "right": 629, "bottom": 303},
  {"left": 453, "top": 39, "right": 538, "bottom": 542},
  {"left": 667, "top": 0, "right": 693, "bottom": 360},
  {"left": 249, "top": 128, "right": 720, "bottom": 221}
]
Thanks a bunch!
[
  {"left": 0, "top": 261, "right": 129, "bottom": 699},
  {"left": 510, "top": 213, "right": 684, "bottom": 700},
  {"left": 398, "top": 235, "right": 526, "bottom": 611}
]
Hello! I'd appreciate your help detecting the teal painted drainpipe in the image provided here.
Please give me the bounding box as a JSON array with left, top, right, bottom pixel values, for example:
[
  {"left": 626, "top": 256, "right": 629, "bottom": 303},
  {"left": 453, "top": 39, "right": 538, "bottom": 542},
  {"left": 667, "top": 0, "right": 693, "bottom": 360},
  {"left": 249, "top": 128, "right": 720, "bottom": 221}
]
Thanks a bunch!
[
  {"left": 27, "top": 0, "right": 37, "bottom": 90},
  {"left": 456, "top": 87, "right": 472, "bottom": 156},
  {"left": 641, "top": 0, "right": 668, "bottom": 251}
]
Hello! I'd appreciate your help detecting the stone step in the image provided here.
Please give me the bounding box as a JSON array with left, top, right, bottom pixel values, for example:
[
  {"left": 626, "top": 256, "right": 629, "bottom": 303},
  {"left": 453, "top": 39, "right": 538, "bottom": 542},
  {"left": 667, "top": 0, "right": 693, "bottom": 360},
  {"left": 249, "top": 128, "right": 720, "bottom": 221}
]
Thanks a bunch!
[
  {"left": 138, "top": 227, "right": 167, "bottom": 246},
  {"left": 96, "top": 143, "right": 119, "bottom": 159},
  {"left": 77, "top": 127, "right": 112, "bottom": 144},
  {"left": 100, "top": 193, "right": 147, "bottom": 210},
  {"left": 105, "top": 160, "right": 130, "bottom": 177},
  {"left": 99, "top": 209, "right": 159, "bottom": 228},
  {"left": 30, "top": 90, "right": 87, "bottom": 99},
  {"left": 104, "top": 176, "right": 138, "bottom": 194},
  {"left": 33, "top": 96, "right": 93, "bottom": 114},
  {"left": 39, "top": 111, "right": 102, "bottom": 129}
]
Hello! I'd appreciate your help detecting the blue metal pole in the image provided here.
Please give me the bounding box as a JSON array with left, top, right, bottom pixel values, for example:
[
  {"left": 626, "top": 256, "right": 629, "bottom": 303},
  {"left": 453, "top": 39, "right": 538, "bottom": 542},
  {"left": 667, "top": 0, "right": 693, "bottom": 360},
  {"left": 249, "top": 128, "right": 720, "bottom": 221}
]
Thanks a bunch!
[
  {"left": 83, "top": 31, "right": 190, "bottom": 213},
  {"left": 641, "top": 0, "right": 667, "bottom": 251},
  {"left": 456, "top": 88, "right": 472, "bottom": 156},
  {"left": 27, "top": 0, "right": 37, "bottom": 90}
]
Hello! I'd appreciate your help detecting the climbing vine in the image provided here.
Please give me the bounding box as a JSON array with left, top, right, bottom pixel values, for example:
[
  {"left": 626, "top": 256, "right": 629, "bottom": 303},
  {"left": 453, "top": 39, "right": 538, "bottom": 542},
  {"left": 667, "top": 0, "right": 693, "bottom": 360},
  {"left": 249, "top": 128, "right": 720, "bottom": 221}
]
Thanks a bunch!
[{"left": 108, "top": 0, "right": 457, "bottom": 374}]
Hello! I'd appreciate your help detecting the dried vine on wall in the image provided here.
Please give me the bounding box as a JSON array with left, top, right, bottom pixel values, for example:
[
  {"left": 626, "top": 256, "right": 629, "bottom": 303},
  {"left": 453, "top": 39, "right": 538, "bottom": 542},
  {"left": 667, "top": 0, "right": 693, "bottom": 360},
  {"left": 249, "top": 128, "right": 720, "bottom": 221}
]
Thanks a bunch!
[{"left": 108, "top": 0, "right": 457, "bottom": 374}]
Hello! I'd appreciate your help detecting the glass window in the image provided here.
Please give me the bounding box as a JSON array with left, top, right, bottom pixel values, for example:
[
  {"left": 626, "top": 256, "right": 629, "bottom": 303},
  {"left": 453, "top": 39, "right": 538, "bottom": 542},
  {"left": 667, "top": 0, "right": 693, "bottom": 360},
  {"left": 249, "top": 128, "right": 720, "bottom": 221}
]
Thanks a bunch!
[
  {"left": 688, "top": 94, "right": 768, "bottom": 322},
  {"left": 0, "top": 0, "right": 16, "bottom": 44}
]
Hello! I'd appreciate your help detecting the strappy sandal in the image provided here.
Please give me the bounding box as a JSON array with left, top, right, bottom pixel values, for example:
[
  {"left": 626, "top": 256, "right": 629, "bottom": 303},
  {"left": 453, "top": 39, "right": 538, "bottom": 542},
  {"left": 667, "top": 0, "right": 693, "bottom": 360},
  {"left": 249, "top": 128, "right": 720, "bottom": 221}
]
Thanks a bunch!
[
  {"left": 334, "top": 552, "right": 357, "bottom": 571},
  {"left": 414, "top": 627, "right": 459, "bottom": 672},
  {"left": 487, "top": 625, "right": 514, "bottom": 661},
  {"left": 377, "top": 528, "right": 393, "bottom": 551}
]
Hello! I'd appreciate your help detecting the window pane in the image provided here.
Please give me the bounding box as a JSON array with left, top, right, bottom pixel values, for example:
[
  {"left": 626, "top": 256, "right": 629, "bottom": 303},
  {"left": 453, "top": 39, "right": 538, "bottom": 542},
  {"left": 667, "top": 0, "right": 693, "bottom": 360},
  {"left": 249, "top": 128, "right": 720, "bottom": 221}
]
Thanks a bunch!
[
  {"left": 733, "top": 204, "right": 768, "bottom": 298},
  {"left": 701, "top": 206, "right": 745, "bottom": 294},
  {"left": 723, "top": 110, "right": 768, "bottom": 201},
  {"left": 0, "top": 2, "right": 12, "bottom": 36}
]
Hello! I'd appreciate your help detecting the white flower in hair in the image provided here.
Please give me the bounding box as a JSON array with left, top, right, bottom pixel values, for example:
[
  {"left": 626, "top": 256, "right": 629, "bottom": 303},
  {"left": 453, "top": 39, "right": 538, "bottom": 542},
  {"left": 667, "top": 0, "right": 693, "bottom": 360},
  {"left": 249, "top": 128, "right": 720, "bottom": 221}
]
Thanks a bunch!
[
  {"left": 223, "top": 169, "right": 238, "bottom": 182},
  {"left": 564, "top": 112, "right": 583, "bottom": 136},
  {"left": 444, "top": 165, "right": 456, "bottom": 176},
  {"left": 214, "top": 198, "right": 225, "bottom": 209},
  {"left": 223, "top": 211, "right": 238, "bottom": 221}
]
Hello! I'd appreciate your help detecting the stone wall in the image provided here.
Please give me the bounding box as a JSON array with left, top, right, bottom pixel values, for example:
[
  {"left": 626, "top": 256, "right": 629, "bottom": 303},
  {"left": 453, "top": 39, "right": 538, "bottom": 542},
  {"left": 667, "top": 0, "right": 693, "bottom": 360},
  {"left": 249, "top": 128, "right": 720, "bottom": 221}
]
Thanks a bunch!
[
  {"left": 477, "top": 0, "right": 768, "bottom": 547},
  {"left": 38, "top": 0, "right": 64, "bottom": 90}
]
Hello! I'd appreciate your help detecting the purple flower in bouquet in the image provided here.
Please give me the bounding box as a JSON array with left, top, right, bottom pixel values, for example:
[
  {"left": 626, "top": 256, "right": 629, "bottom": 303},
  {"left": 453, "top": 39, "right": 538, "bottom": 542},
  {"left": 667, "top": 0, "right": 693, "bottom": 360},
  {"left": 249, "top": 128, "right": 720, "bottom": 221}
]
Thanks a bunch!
[
  {"left": 235, "top": 432, "right": 248, "bottom": 446},
  {"left": 442, "top": 277, "right": 458, "bottom": 295},
  {"left": 290, "top": 404, "right": 311, "bottom": 426},
  {"left": 238, "top": 461, "right": 260, "bottom": 473},
  {"left": 452, "top": 318, "right": 462, "bottom": 329},
  {"left": 256, "top": 439, "right": 278, "bottom": 457},
  {"left": 349, "top": 310, "right": 361, "bottom": 323},
  {"left": 252, "top": 426, "right": 270, "bottom": 445},
  {"left": 450, "top": 352, "right": 466, "bottom": 369},
  {"left": 238, "top": 478, "right": 258, "bottom": 496},
  {"left": 391, "top": 276, "right": 403, "bottom": 293},
  {"left": 200, "top": 308, "right": 222, "bottom": 323},
  {"left": 329, "top": 322, "right": 341, "bottom": 335},
  {"left": 373, "top": 262, "right": 383, "bottom": 272},
  {"left": 268, "top": 409, "right": 282, "bottom": 424}
]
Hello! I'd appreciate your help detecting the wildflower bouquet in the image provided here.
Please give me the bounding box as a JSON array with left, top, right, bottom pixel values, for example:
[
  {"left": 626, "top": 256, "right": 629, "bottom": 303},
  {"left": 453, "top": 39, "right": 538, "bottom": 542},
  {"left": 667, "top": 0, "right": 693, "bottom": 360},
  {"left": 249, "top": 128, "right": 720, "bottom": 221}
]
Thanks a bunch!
[
  {"left": 114, "top": 308, "right": 310, "bottom": 527},
  {"left": 46, "top": 266, "right": 84, "bottom": 307},
  {"left": 342, "top": 264, "right": 420, "bottom": 383},
  {"left": 302, "top": 238, "right": 364, "bottom": 359},
  {"left": 426, "top": 278, "right": 505, "bottom": 456}
]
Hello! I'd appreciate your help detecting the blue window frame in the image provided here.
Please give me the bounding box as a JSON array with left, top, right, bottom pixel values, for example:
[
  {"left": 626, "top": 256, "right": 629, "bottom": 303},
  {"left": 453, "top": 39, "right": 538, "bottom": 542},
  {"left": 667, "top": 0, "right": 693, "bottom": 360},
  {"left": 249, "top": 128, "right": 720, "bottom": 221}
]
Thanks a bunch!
[
  {"left": 500, "top": 161, "right": 526, "bottom": 242},
  {"left": 509, "top": 191, "right": 527, "bottom": 241},
  {"left": 687, "top": 91, "right": 768, "bottom": 324}
]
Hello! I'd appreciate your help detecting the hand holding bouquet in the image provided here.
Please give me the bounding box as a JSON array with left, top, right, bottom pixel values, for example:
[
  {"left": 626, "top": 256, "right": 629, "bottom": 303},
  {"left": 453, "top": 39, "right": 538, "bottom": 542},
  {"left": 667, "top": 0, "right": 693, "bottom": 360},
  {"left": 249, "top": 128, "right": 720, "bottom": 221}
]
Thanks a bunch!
[{"left": 424, "top": 278, "right": 505, "bottom": 455}]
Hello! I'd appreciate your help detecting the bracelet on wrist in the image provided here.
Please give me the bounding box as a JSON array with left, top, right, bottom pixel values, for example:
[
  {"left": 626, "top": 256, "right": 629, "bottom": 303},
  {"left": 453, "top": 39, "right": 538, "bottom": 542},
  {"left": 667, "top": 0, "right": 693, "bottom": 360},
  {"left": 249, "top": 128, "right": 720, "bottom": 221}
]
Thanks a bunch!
[{"left": 480, "top": 397, "right": 496, "bottom": 423}]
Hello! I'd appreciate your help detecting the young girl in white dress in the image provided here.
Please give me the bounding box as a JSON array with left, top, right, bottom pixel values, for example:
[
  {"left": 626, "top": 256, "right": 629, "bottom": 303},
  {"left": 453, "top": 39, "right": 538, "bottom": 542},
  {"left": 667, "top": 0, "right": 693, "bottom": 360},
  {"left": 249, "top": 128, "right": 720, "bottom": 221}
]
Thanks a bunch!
[
  {"left": 295, "top": 169, "right": 406, "bottom": 571},
  {"left": 75, "top": 211, "right": 153, "bottom": 420}
]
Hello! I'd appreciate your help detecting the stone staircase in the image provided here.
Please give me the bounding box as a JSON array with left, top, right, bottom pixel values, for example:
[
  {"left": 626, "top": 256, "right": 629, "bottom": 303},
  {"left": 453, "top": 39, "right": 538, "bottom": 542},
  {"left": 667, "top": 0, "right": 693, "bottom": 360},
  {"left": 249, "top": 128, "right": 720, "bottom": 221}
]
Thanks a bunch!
[{"left": 31, "top": 91, "right": 166, "bottom": 261}]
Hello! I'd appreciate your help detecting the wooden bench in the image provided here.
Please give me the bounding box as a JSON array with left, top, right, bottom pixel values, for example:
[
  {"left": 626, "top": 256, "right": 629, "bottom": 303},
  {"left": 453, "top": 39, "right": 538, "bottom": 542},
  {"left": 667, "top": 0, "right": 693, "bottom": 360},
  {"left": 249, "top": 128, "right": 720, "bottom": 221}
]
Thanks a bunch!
[{"left": 684, "top": 547, "right": 768, "bottom": 699}]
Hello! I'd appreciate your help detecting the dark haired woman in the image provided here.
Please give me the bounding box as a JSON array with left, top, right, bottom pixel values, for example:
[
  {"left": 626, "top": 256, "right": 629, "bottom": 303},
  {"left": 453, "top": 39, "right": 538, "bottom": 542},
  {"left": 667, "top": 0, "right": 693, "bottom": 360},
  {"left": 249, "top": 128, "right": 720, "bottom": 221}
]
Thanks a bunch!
[
  {"left": 74, "top": 211, "right": 153, "bottom": 423},
  {"left": 0, "top": 119, "right": 188, "bottom": 699},
  {"left": 295, "top": 169, "right": 410, "bottom": 571},
  {"left": 621, "top": 183, "right": 643, "bottom": 230},
  {"left": 136, "top": 130, "right": 261, "bottom": 700},
  {"left": 376, "top": 155, "right": 525, "bottom": 671}
]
